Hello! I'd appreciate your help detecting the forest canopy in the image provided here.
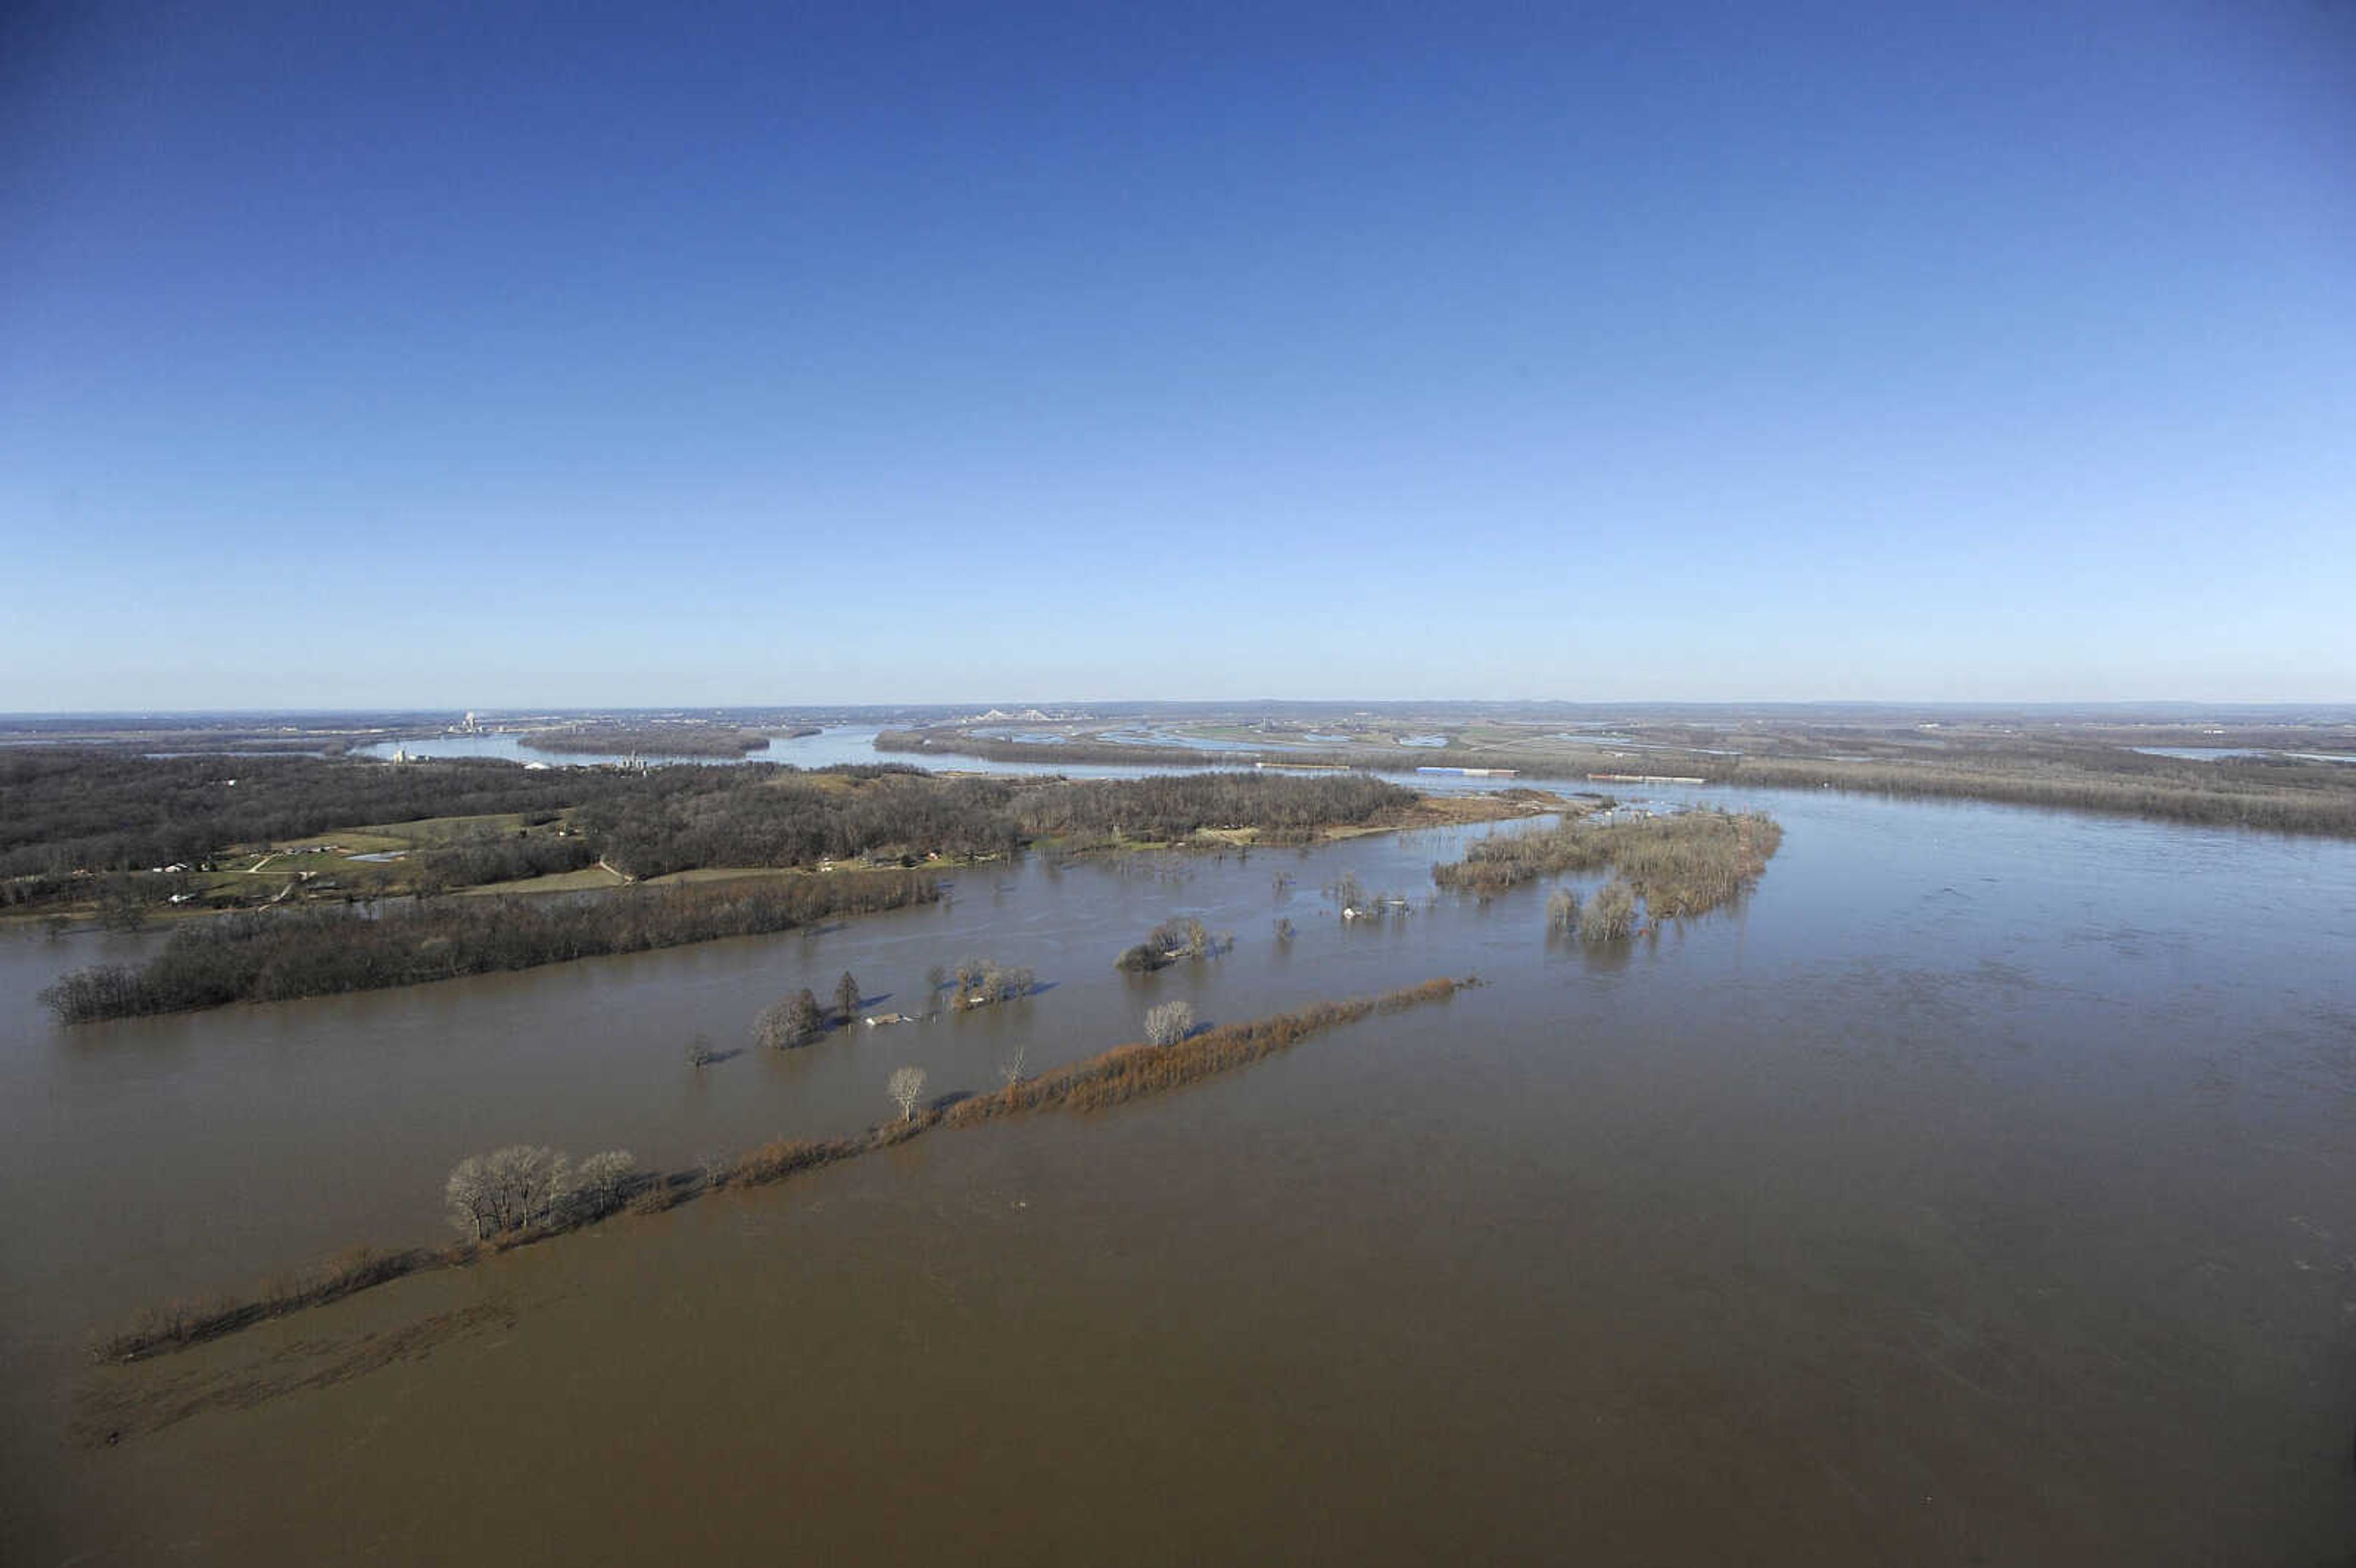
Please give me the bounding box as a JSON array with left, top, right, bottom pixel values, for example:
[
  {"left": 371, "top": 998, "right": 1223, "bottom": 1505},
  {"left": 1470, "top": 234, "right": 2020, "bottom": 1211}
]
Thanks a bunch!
[{"left": 3, "top": 751, "right": 1419, "bottom": 914}]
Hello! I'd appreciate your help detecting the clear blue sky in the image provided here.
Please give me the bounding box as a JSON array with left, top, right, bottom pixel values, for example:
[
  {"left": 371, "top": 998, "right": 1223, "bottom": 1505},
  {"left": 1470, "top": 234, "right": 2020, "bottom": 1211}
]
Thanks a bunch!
[{"left": 4, "top": 1, "right": 2351, "bottom": 709}]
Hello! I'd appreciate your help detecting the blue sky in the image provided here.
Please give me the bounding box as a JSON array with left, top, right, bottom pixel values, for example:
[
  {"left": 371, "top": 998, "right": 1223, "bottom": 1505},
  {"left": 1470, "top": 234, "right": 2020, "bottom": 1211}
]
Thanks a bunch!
[{"left": 4, "top": 1, "right": 2350, "bottom": 709}]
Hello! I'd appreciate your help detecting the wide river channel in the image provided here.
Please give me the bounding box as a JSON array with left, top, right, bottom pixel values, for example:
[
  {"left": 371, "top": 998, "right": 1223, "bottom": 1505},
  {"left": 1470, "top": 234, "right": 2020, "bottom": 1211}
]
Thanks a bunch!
[{"left": 5, "top": 758, "right": 2356, "bottom": 1563}]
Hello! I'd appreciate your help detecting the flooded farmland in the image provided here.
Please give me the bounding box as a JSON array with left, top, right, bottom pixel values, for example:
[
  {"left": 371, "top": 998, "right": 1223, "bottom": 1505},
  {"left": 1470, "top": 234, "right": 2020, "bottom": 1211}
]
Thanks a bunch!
[{"left": 7, "top": 783, "right": 2356, "bottom": 1563}]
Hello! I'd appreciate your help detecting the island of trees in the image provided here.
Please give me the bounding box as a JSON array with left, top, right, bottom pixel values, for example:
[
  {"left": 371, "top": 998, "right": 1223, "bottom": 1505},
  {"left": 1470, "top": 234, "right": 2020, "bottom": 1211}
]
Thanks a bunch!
[
  {"left": 1115, "top": 914, "right": 1226, "bottom": 972},
  {"left": 1432, "top": 807, "right": 1783, "bottom": 932}
]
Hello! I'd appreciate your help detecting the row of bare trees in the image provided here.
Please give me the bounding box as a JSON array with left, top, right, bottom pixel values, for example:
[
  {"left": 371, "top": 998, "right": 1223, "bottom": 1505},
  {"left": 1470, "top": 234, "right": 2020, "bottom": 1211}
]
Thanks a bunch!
[{"left": 444, "top": 1146, "right": 639, "bottom": 1240}]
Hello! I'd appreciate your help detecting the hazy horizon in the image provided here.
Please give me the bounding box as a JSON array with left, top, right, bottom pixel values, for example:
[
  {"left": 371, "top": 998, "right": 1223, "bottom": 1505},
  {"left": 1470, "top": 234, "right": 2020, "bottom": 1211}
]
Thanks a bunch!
[{"left": 9, "top": 696, "right": 2356, "bottom": 723}]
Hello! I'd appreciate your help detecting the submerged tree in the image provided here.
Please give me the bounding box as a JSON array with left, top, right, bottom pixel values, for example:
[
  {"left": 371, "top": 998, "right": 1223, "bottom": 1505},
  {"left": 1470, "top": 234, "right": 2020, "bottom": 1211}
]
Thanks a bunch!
[
  {"left": 947, "top": 958, "right": 1033, "bottom": 1004},
  {"left": 980, "top": 963, "right": 1034, "bottom": 1003},
  {"left": 1579, "top": 880, "right": 1637, "bottom": 942},
  {"left": 1144, "top": 999, "right": 1196, "bottom": 1047},
  {"left": 834, "top": 969, "right": 862, "bottom": 1026},
  {"left": 1119, "top": 914, "right": 1225, "bottom": 971},
  {"left": 755, "top": 988, "right": 826, "bottom": 1049},
  {"left": 445, "top": 1144, "right": 632, "bottom": 1239}
]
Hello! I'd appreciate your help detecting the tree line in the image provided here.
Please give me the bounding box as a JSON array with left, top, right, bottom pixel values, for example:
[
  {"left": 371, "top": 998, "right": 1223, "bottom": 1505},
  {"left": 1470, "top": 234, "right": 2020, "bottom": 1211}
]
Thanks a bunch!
[
  {"left": 1015, "top": 772, "right": 1412, "bottom": 844},
  {"left": 39, "top": 870, "right": 938, "bottom": 1023},
  {"left": 1719, "top": 751, "right": 2356, "bottom": 837}
]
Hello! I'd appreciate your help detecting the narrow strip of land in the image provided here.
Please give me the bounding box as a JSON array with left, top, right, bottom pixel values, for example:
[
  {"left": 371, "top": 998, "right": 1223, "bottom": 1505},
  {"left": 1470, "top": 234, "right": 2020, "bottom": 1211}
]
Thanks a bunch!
[{"left": 90, "top": 977, "right": 1474, "bottom": 1372}]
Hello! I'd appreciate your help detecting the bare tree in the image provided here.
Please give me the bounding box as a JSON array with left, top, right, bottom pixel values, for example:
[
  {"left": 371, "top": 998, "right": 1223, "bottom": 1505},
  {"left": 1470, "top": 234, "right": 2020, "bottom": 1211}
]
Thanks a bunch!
[
  {"left": 1546, "top": 888, "right": 1579, "bottom": 934},
  {"left": 445, "top": 1144, "right": 563, "bottom": 1239},
  {"left": 445, "top": 1156, "right": 499, "bottom": 1240},
  {"left": 887, "top": 1065, "right": 928, "bottom": 1121},
  {"left": 980, "top": 963, "right": 1034, "bottom": 1002},
  {"left": 685, "top": 1032, "right": 716, "bottom": 1068},
  {"left": 995, "top": 1042, "right": 1028, "bottom": 1087},
  {"left": 554, "top": 1150, "right": 637, "bottom": 1223},
  {"left": 1144, "top": 999, "right": 1195, "bottom": 1046}
]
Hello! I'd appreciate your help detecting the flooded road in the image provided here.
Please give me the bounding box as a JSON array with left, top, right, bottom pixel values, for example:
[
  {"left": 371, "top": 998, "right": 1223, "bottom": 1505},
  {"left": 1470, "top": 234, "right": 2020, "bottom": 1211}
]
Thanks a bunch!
[{"left": 7, "top": 785, "right": 2356, "bottom": 1562}]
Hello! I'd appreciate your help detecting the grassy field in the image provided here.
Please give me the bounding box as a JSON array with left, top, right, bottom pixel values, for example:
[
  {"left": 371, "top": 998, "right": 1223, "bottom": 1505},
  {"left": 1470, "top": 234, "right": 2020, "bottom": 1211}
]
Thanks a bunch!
[
  {"left": 122, "top": 811, "right": 592, "bottom": 915},
  {"left": 639, "top": 866, "right": 809, "bottom": 887},
  {"left": 346, "top": 811, "right": 539, "bottom": 844},
  {"left": 455, "top": 865, "right": 627, "bottom": 895}
]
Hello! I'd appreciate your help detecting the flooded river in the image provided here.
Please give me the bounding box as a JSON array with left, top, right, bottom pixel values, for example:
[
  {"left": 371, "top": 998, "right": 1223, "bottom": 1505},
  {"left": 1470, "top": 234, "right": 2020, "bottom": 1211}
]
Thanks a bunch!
[{"left": 6, "top": 784, "right": 2356, "bottom": 1562}]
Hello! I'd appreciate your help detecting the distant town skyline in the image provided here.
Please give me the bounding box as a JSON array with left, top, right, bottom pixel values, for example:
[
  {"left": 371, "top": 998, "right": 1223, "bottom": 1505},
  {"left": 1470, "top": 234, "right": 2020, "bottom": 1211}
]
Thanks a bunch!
[{"left": 6, "top": 2, "right": 2351, "bottom": 709}]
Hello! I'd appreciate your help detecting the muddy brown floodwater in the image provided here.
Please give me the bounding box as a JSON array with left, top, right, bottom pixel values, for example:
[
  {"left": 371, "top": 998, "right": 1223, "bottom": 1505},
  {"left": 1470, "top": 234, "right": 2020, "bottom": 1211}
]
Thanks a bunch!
[{"left": 6, "top": 785, "right": 2356, "bottom": 1563}]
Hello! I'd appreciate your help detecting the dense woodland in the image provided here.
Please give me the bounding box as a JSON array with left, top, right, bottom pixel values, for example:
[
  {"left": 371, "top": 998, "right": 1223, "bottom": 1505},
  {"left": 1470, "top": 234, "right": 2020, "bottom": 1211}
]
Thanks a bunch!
[
  {"left": 2, "top": 753, "right": 1415, "bottom": 917},
  {"left": 583, "top": 767, "right": 1023, "bottom": 876},
  {"left": 40, "top": 871, "right": 936, "bottom": 1022},
  {"left": 408, "top": 831, "right": 603, "bottom": 890},
  {"left": 1014, "top": 772, "right": 1410, "bottom": 845},
  {"left": 0, "top": 751, "right": 603, "bottom": 879}
]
